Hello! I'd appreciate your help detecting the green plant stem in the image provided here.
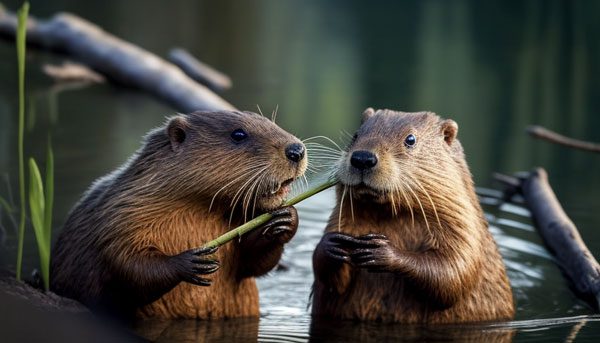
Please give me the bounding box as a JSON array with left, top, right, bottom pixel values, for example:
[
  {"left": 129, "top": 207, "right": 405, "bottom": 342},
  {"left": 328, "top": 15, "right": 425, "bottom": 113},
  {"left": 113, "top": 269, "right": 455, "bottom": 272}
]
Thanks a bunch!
[
  {"left": 203, "top": 178, "right": 338, "bottom": 249},
  {"left": 15, "top": 2, "right": 29, "bottom": 281}
]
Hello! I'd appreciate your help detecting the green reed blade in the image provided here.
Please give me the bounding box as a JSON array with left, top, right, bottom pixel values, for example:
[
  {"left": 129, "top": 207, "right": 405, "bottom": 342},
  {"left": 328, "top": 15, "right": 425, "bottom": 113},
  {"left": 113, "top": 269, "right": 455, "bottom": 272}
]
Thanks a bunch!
[
  {"left": 15, "top": 1, "right": 30, "bottom": 281},
  {"left": 203, "top": 178, "right": 338, "bottom": 249},
  {"left": 28, "top": 158, "right": 50, "bottom": 291}
]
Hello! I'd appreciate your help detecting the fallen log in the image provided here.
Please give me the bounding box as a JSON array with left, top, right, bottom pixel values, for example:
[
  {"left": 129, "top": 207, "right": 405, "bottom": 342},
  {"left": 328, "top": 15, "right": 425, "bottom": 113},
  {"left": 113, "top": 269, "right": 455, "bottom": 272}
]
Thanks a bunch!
[
  {"left": 496, "top": 168, "right": 600, "bottom": 310},
  {"left": 0, "top": 7, "right": 235, "bottom": 113},
  {"left": 168, "top": 48, "right": 232, "bottom": 93},
  {"left": 527, "top": 126, "right": 600, "bottom": 153}
]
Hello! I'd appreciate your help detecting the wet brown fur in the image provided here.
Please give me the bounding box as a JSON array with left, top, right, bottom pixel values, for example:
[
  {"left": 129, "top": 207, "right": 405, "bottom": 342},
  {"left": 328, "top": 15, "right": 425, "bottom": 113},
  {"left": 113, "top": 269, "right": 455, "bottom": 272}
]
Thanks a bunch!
[
  {"left": 312, "top": 108, "right": 514, "bottom": 323},
  {"left": 51, "top": 110, "right": 306, "bottom": 319}
]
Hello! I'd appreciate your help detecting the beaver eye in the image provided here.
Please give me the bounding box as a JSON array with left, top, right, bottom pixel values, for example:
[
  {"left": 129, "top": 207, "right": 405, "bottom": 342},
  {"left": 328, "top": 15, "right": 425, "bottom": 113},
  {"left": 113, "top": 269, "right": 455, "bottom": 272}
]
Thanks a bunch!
[
  {"left": 231, "top": 128, "right": 248, "bottom": 142},
  {"left": 404, "top": 134, "right": 416, "bottom": 147}
]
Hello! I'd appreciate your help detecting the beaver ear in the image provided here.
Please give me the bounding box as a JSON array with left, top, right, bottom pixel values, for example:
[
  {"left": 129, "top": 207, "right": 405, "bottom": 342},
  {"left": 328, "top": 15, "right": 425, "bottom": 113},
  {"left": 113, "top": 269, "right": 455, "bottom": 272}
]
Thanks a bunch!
[
  {"left": 441, "top": 119, "right": 458, "bottom": 145},
  {"left": 166, "top": 116, "right": 189, "bottom": 151},
  {"left": 361, "top": 108, "right": 375, "bottom": 124}
]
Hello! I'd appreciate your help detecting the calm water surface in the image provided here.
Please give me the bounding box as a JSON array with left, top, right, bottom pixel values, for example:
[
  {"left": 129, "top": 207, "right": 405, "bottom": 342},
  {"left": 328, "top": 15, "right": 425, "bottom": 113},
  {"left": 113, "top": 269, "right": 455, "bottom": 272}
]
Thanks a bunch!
[{"left": 1, "top": 0, "right": 600, "bottom": 341}]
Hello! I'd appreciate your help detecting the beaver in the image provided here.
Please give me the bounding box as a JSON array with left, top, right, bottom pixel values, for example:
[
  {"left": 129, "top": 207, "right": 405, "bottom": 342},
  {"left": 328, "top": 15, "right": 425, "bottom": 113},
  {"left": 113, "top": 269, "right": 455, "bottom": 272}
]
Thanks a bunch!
[
  {"left": 311, "top": 108, "right": 514, "bottom": 323},
  {"left": 51, "top": 110, "right": 307, "bottom": 319}
]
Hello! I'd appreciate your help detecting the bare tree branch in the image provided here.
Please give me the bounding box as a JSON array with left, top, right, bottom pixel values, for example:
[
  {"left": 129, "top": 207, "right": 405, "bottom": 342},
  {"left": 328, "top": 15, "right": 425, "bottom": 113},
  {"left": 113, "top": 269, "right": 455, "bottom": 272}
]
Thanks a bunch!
[
  {"left": 0, "top": 8, "right": 236, "bottom": 113},
  {"left": 527, "top": 126, "right": 600, "bottom": 153}
]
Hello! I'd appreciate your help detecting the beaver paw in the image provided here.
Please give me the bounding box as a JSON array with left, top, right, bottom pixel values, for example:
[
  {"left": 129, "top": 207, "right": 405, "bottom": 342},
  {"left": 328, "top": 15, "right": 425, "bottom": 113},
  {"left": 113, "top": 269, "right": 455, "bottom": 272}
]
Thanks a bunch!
[
  {"left": 319, "top": 232, "right": 351, "bottom": 263},
  {"left": 172, "top": 246, "right": 220, "bottom": 286},
  {"left": 349, "top": 234, "right": 397, "bottom": 272},
  {"left": 259, "top": 206, "right": 298, "bottom": 243},
  {"left": 322, "top": 232, "right": 387, "bottom": 267}
]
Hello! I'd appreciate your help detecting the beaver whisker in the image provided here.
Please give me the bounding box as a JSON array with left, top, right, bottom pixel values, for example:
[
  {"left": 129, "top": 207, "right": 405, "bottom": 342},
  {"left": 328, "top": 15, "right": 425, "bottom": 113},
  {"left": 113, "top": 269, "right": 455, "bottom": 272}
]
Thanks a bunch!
[
  {"left": 339, "top": 129, "right": 354, "bottom": 141},
  {"left": 242, "top": 171, "right": 264, "bottom": 222},
  {"left": 305, "top": 151, "right": 342, "bottom": 161},
  {"left": 306, "top": 143, "right": 343, "bottom": 157},
  {"left": 307, "top": 155, "right": 342, "bottom": 164},
  {"left": 243, "top": 174, "right": 265, "bottom": 221},
  {"left": 302, "top": 136, "right": 343, "bottom": 152},
  {"left": 232, "top": 166, "right": 264, "bottom": 234},
  {"left": 271, "top": 104, "right": 279, "bottom": 123},
  {"left": 390, "top": 190, "right": 397, "bottom": 217},
  {"left": 250, "top": 174, "right": 265, "bottom": 218},
  {"left": 302, "top": 174, "right": 310, "bottom": 192},
  {"left": 229, "top": 165, "right": 269, "bottom": 208},
  {"left": 394, "top": 182, "right": 414, "bottom": 227},
  {"left": 304, "top": 142, "right": 343, "bottom": 154},
  {"left": 208, "top": 164, "right": 267, "bottom": 213},
  {"left": 412, "top": 177, "right": 443, "bottom": 231},
  {"left": 349, "top": 187, "right": 355, "bottom": 223},
  {"left": 228, "top": 166, "right": 270, "bottom": 227},
  {"left": 305, "top": 151, "right": 341, "bottom": 160},
  {"left": 255, "top": 104, "right": 264, "bottom": 117},
  {"left": 402, "top": 177, "right": 432, "bottom": 238},
  {"left": 306, "top": 159, "right": 340, "bottom": 172},
  {"left": 248, "top": 172, "right": 268, "bottom": 219},
  {"left": 338, "top": 185, "right": 347, "bottom": 232},
  {"left": 290, "top": 175, "right": 309, "bottom": 198}
]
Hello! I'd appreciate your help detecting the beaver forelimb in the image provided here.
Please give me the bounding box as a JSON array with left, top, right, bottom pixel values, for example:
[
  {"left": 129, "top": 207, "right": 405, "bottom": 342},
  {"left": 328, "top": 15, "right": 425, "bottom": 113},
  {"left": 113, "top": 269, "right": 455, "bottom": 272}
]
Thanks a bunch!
[
  {"left": 237, "top": 206, "right": 299, "bottom": 279},
  {"left": 318, "top": 232, "right": 476, "bottom": 309}
]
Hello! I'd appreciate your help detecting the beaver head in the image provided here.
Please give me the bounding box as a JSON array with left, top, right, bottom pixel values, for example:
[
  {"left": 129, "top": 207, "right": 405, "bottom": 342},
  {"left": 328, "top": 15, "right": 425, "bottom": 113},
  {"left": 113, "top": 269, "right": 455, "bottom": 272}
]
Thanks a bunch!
[
  {"left": 336, "top": 108, "right": 467, "bottom": 214},
  {"left": 134, "top": 110, "right": 307, "bottom": 213}
]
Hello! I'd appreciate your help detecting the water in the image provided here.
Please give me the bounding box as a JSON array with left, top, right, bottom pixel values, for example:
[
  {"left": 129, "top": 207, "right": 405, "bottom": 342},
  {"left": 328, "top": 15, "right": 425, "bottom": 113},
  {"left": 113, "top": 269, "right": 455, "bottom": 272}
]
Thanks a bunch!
[{"left": 1, "top": 0, "right": 600, "bottom": 341}]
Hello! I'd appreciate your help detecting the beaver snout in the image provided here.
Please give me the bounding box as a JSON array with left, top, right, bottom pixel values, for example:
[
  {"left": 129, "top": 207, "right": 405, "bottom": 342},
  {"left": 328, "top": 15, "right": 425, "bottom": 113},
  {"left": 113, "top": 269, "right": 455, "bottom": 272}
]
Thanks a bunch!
[
  {"left": 285, "top": 143, "right": 305, "bottom": 162},
  {"left": 350, "top": 150, "right": 378, "bottom": 170}
]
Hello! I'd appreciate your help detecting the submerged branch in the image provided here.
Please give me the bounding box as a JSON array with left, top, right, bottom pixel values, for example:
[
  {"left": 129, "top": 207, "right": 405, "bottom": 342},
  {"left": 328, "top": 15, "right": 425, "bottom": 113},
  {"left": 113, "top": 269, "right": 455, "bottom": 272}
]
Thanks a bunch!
[
  {"left": 496, "top": 168, "right": 600, "bottom": 311},
  {"left": 204, "top": 179, "right": 338, "bottom": 248}
]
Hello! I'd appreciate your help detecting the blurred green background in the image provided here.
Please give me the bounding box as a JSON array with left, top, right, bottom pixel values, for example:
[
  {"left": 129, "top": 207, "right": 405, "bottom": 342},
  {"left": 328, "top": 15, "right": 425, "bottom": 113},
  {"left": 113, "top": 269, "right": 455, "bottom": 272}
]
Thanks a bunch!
[{"left": 0, "top": 1, "right": 600, "bottom": 339}]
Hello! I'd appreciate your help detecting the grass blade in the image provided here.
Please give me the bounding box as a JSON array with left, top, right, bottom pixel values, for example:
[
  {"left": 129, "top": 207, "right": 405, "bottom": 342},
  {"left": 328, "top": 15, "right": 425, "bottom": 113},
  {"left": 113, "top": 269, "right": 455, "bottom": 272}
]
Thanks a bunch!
[
  {"left": 29, "top": 158, "right": 50, "bottom": 291},
  {"left": 28, "top": 159, "right": 44, "bottom": 238},
  {"left": 0, "top": 196, "right": 13, "bottom": 213},
  {"left": 15, "top": 1, "right": 30, "bottom": 281}
]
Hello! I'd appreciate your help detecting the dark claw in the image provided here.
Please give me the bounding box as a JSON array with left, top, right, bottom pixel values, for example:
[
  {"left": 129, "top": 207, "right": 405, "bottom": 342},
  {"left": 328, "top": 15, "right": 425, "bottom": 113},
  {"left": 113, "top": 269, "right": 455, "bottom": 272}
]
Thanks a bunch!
[
  {"left": 192, "top": 261, "right": 220, "bottom": 274},
  {"left": 191, "top": 246, "right": 218, "bottom": 256},
  {"left": 189, "top": 276, "right": 212, "bottom": 287},
  {"left": 270, "top": 206, "right": 294, "bottom": 217},
  {"left": 262, "top": 225, "right": 292, "bottom": 239},
  {"left": 350, "top": 250, "right": 374, "bottom": 260},
  {"left": 355, "top": 259, "right": 377, "bottom": 266},
  {"left": 262, "top": 216, "right": 293, "bottom": 230},
  {"left": 270, "top": 226, "right": 292, "bottom": 236},
  {"left": 329, "top": 233, "right": 381, "bottom": 249},
  {"left": 257, "top": 206, "right": 298, "bottom": 243},
  {"left": 173, "top": 246, "right": 220, "bottom": 286},
  {"left": 357, "top": 233, "right": 388, "bottom": 241},
  {"left": 326, "top": 246, "right": 350, "bottom": 262},
  {"left": 326, "top": 253, "right": 350, "bottom": 263}
]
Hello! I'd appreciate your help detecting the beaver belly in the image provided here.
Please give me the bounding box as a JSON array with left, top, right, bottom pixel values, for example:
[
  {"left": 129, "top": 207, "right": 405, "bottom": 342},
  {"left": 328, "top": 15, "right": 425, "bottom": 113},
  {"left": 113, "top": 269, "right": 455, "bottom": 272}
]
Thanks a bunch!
[
  {"left": 314, "top": 266, "right": 513, "bottom": 324},
  {"left": 137, "top": 275, "right": 258, "bottom": 319}
]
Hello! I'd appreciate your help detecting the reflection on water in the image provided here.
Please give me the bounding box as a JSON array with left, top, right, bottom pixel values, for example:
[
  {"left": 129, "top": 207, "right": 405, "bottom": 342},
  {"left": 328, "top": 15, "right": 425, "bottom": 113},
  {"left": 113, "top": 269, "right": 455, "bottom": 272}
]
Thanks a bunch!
[
  {"left": 1, "top": 0, "right": 600, "bottom": 341},
  {"left": 254, "top": 189, "right": 600, "bottom": 342},
  {"left": 136, "top": 317, "right": 260, "bottom": 342}
]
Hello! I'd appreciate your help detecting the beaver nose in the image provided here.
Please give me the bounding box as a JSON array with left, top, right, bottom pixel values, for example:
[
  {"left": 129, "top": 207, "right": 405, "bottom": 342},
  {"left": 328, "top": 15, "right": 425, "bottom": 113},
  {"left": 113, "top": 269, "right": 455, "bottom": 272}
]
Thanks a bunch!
[
  {"left": 351, "top": 151, "right": 378, "bottom": 170},
  {"left": 285, "top": 143, "right": 305, "bottom": 162}
]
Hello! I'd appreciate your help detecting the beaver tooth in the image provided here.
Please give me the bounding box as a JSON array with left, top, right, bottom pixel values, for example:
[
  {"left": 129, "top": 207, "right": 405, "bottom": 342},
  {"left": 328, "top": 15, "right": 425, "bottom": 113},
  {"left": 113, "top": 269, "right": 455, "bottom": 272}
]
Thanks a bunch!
[{"left": 270, "top": 183, "right": 281, "bottom": 194}]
